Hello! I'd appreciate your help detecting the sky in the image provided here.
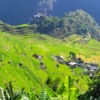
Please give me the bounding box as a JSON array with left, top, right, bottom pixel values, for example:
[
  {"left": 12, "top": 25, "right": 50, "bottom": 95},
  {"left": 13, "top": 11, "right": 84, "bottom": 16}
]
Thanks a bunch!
[{"left": 0, "top": 0, "right": 100, "bottom": 25}]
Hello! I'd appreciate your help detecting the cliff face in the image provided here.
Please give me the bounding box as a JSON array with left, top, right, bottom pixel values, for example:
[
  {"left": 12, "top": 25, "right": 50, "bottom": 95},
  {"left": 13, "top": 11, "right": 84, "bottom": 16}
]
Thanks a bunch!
[{"left": 0, "top": 0, "right": 100, "bottom": 25}]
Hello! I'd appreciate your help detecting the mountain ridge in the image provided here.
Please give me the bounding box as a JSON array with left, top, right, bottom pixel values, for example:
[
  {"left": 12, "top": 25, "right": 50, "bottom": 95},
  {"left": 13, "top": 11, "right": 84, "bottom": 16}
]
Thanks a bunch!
[{"left": 0, "top": 10, "right": 100, "bottom": 41}]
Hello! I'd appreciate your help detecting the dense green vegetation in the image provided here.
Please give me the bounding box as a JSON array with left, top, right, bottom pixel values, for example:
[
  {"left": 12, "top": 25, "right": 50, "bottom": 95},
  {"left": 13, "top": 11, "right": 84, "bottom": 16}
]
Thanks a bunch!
[
  {"left": 78, "top": 69, "right": 100, "bottom": 100},
  {"left": 31, "top": 10, "right": 100, "bottom": 40},
  {"left": 0, "top": 31, "right": 100, "bottom": 99}
]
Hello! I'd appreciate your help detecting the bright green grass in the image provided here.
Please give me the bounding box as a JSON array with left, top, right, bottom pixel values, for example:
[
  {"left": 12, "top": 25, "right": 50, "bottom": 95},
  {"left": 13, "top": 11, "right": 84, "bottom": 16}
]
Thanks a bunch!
[
  {"left": 0, "top": 31, "right": 100, "bottom": 95},
  {"left": 14, "top": 24, "right": 30, "bottom": 28}
]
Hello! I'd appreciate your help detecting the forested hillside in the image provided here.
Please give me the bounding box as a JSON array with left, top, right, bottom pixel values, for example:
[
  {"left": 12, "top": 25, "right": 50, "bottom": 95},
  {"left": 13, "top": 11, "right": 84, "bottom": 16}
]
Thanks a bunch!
[{"left": 30, "top": 10, "right": 100, "bottom": 40}]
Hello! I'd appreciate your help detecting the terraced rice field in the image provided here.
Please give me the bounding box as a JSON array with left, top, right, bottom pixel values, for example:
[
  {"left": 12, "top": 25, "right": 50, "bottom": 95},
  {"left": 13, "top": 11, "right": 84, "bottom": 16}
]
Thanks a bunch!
[{"left": 0, "top": 31, "right": 100, "bottom": 95}]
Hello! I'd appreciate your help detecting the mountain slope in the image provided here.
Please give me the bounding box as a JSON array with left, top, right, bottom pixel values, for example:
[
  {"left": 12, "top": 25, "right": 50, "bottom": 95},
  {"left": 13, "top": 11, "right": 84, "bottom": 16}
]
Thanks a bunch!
[
  {"left": 0, "top": 31, "right": 100, "bottom": 98},
  {"left": 61, "top": 10, "right": 100, "bottom": 40}
]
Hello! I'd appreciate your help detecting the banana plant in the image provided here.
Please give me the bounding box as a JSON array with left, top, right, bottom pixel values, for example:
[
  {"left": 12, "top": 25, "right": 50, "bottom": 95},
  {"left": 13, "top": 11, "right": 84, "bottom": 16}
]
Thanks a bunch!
[
  {"left": 0, "top": 82, "right": 30, "bottom": 100},
  {"left": 39, "top": 89, "right": 50, "bottom": 100},
  {"left": 62, "top": 76, "right": 79, "bottom": 100},
  {"left": 0, "top": 87, "right": 6, "bottom": 100}
]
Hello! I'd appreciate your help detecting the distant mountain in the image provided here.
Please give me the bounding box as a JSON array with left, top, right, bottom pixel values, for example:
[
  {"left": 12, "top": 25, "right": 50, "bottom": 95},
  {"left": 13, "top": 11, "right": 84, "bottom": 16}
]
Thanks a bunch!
[{"left": 0, "top": 0, "right": 100, "bottom": 25}]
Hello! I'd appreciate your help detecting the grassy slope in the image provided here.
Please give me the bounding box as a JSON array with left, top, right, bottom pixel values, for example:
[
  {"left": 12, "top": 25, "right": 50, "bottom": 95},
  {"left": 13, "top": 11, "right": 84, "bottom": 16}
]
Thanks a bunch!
[{"left": 0, "top": 31, "right": 100, "bottom": 95}]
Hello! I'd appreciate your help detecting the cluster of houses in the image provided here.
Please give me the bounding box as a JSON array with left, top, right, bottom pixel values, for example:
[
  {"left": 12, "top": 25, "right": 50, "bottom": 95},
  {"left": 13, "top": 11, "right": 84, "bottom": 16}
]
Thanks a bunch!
[
  {"left": 52, "top": 55, "right": 99, "bottom": 77},
  {"left": 32, "top": 53, "right": 99, "bottom": 77},
  {"left": 32, "top": 54, "right": 47, "bottom": 70}
]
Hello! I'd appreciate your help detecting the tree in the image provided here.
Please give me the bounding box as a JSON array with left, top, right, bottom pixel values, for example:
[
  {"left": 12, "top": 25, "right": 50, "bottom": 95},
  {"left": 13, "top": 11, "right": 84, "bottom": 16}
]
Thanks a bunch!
[
  {"left": 78, "top": 70, "right": 100, "bottom": 100},
  {"left": 69, "top": 51, "right": 76, "bottom": 60}
]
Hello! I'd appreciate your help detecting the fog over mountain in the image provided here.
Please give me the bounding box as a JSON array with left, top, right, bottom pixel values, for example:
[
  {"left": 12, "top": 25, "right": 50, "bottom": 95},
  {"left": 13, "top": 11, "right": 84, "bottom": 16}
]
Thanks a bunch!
[{"left": 0, "top": 0, "right": 100, "bottom": 25}]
